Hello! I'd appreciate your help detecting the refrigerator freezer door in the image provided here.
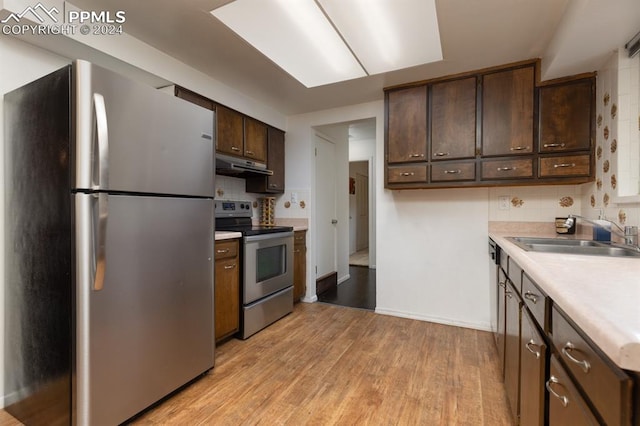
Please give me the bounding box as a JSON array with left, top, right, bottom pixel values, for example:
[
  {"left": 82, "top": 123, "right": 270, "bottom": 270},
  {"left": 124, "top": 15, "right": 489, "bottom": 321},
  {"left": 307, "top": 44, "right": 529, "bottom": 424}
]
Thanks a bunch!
[
  {"left": 73, "top": 60, "right": 214, "bottom": 197},
  {"left": 74, "top": 193, "right": 214, "bottom": 425}
]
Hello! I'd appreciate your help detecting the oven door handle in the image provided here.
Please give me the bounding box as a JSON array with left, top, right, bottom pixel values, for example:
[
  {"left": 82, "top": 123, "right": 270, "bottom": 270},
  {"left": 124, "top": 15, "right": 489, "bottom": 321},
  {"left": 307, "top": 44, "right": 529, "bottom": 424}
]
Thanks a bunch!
[{"left": 243, "top": 231, "right": 294, "bottom": 243}]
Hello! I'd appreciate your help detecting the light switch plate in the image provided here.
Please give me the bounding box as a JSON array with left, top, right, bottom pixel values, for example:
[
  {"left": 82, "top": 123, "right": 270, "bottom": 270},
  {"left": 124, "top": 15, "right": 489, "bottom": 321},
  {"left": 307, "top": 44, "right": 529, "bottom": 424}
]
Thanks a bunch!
[{"left": 499, "top": 196, "right": 510, "bottom": 210}]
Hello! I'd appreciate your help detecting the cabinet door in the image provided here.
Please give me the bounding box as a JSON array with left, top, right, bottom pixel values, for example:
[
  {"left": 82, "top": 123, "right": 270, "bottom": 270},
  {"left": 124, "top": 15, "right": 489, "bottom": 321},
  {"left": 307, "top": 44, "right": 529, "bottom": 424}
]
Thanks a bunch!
[
  {"left": 496, "top": 267, "right": 508, "bottom": 379},
  {"left": 216, "top": 105, "right": 244, "bottom": 157},
  {"left": 539, "top": 79, "right": 593, "bottom": 152},
  {"left": 482, "top": 66, "right": 534, "bottom": 156},
  {"left": 387, "top": 86, "right": 427, "bottom": 163},
  {"left": 547, "top": 355, "right": 599, "bottom": 425},
  {"left": 214, "top": 241, "right": 240, "bottom": 341},
  {"left": 430, "top": 77, "right": 476, "bottom": 160},
  {"left": 293, "top": 231, "right": 307, "bottom": 302},
  {"left": 244, "top": 117, "right": 268, "bottom": 163},
  {"left": 246, "top": 127, "right": 285, "bottom": 194},
  {"left": 520, "top": 309, "right": 547, "bottom": 426},
  {"left": 504, "top": 280, "right": 522, "bottom": 423}
]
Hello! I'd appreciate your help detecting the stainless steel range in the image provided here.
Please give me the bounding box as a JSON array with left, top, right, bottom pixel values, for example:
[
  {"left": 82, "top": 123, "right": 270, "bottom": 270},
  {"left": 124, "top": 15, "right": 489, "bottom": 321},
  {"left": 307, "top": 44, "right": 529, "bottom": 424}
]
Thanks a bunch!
[{"left": 215, "top": 200, "right": 294, "bottom": 339}]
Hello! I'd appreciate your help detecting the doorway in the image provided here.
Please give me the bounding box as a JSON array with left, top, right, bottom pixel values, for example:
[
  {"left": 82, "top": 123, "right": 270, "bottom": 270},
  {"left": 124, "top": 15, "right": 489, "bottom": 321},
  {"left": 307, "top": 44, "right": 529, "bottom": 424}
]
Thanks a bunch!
[{"left": 314, "top": 118, "right": 376, "bottom": 310}]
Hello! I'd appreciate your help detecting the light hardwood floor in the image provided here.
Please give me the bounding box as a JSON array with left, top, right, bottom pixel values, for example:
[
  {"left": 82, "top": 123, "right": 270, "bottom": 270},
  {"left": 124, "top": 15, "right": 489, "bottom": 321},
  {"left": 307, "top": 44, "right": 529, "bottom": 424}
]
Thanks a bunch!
[{"left": 1, "top": 303, "right": 512, "bottom": 425}]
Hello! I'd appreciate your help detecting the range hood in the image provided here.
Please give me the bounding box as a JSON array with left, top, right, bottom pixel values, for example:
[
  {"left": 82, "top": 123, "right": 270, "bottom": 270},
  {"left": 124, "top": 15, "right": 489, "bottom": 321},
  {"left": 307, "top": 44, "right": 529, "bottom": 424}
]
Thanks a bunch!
[{"left": 215, "top": 153, "right": 273, "bottom": 177}]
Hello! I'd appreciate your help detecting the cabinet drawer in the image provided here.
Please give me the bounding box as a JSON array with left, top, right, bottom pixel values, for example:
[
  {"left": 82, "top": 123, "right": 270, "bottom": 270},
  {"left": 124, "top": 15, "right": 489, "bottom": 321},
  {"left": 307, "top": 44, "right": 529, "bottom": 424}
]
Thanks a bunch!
[
  {"left": 521, "top": 273, "right": 548, "bottom": 331},
  {"left": 431, "top": 162, "right": 475, "bottom": 182},
  {"left": 547, "top": 355, "right": 600, "bottom": 425},
  {"left": 482, "top": 158, "right": 533, "bottom": 180},
  {"left": 539, "top": 155, "right": 590, "bottom": 177},
  {"left": 215, "top": 240, "right": 238, "bottom": 260},
  {"left": 552, "top": 306, "right": 632, "bottom": 426},
  {"left": 388, "top": 165, "right": 428, "bottom": 183},
  {"left": 294, "top": 230, "right": 306, "bottom": 246}
]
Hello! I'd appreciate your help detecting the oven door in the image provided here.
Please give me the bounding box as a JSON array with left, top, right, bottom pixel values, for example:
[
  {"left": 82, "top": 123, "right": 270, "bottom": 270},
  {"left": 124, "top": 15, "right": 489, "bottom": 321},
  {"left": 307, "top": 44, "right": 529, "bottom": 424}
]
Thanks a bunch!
[{"left": 243, "top": 232, "right": 294, "bottom": 304}]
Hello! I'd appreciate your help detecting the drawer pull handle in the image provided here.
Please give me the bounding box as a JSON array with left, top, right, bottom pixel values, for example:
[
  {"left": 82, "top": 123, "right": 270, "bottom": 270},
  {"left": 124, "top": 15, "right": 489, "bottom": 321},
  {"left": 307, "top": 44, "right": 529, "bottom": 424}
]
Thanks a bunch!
[
  {"left": 510, "top": 146, "right": 530, "bottom": 151},
  {"left": 433, "top": 152, "right": 449, "bottom": 157},
  {"left": 498, "top": 281, "right": 506, "bottom": 289},
  {"left": 562, "top": 342, "right": 591, "bottom": 373},
  {"left": 409, "top": 153, "right": 424, "bottom": 158},
  {"left": 546, "top": 376, "right": 569, "bottom": 407},
  {"left": 524, "top": 291, "right": 539, "bottom": 304},
  {"left": 269, "top": 184, "right": 278, "bottom": 188},
  {"left": 231, "top": 146, "right": 241, "bottom": 152},
  {"left": 505, "top": 290, "right": 513, "bottom": 299},
  {"left": 553, "top": 163, "right": 576, "bottom": 168},
  {"left": 497, "top": 167, "right": 515, "bottom": 172},
  {"left": 544, "top": 143, "right": 566, "bottom": 148},
  {"left": 223, "top": 263, "right": 236, "bottom": 270},
  {"left": 294, "top": 249, "right": 301, "bottom": 253},
  {"left": 525, "top": 339, "right": 541, "bottom": 359},
  {"left": 444, "top": 169, "right": 461, "bottom": 174},
  {"left": 246, "top": 150, "right": 255, "bottom": 156},
  {"left": 216, "top": 249, "right": 230, "bottom": 254},
  {"left": 401, "top": 172, "right": 415, "bottom": 177}
]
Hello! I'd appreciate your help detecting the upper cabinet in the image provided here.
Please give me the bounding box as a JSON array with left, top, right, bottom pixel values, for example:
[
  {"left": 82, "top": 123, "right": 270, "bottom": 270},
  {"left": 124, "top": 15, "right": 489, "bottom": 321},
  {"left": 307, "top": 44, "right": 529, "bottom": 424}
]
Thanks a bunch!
[
  {"left": 482, "top": 66, "right": 534, "bottom": 157},
  {"left": 246, "top": 127, "right": 285, "bottom": 194},
  {"left": 539, "top": 78, "right": 593, "bottom": 153},
  {"left": 430, "top": 77, "right": 477, "bottom": 160},
  {"left": 384, "top": 60, "right": 595, "bottom": 189},
  {"left": 387, "top": 86, "right": 427, "bottom": 164},
  {"left": 173, "top": 85, "right": 286, "bottom": 193}
]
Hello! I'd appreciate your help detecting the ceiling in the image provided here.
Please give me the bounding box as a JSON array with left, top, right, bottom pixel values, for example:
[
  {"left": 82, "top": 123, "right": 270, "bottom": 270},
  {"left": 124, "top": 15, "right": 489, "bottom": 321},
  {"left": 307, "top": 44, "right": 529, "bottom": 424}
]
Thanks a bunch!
[{"left": 69, "top": 0, "right": 640, "bottom": 116}]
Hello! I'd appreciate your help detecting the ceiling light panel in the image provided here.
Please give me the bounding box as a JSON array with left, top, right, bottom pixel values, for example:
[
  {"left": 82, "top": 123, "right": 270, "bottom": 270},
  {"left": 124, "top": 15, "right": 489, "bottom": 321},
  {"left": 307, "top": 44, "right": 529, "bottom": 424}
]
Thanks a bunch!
[
  {"left": 317, "top": 0, "right": 443, "bottom": 74},
  {"left": 211, "top": 0, "right": 367, "bottom": 88}
]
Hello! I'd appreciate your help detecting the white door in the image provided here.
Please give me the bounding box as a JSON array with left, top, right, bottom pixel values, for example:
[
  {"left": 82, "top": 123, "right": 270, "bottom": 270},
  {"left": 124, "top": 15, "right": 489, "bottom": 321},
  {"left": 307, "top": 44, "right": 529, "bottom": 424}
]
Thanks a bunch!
[
  {"left": 355, "top": 172, "right": 369, "bottom": 251},
  {"left": 315, "top": 134, "right": 337, "bottom": 279}
]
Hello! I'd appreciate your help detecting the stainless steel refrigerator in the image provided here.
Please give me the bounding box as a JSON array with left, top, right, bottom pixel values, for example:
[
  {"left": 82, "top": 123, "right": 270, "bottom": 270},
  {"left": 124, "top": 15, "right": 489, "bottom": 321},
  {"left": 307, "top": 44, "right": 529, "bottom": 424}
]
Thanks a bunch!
[{"left": 4, "top": 60, "right": 215, "bottom": 425}]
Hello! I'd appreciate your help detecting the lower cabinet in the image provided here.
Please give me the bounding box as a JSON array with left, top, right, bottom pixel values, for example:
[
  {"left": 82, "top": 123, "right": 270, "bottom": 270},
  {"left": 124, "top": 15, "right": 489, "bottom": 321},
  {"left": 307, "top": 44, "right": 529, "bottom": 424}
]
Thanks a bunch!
[
  {"left": 214, "top": 239, "right": 240, "bottom": 342},
  {"left": 504, "top": 280, "right": 522, "bottom": 423},
  {"left": 494, "top": 241, "right": 636, "bottom": 426},
  {"left": 520, "top": 308, "right": 547, "bottom": 426},
  {"left": 293, "top": 230, "right": 307, "bottom": 302}
]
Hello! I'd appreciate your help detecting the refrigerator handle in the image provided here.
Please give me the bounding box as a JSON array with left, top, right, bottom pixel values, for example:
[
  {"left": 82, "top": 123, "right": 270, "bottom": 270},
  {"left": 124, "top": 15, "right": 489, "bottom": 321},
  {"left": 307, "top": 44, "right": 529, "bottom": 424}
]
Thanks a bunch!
[
  {"left": 93, "top": 93, "right": 109, "bottom": 190},
  {"left": 93, "top": 193, "right": 108, "bottom": 291}
]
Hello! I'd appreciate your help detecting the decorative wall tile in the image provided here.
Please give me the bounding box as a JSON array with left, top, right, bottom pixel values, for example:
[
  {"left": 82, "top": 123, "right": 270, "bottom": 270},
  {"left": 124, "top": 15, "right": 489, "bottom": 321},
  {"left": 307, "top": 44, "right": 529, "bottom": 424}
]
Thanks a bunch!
[
  {"left": 603, "top": 193, "right": 610, "bottom": 207},
  {"left": 590, "top": 194, "right": 596, "bottom": 207},
  {"left": 559, "top": 196, "right": 574, "bottom": 207},
  {"left": 619, "top": 210, "right": 627, "bottom": 224},
  {"left": 511, "top": 197, "right": 524, "bottom": 208},
  {"left": 604, "top": 126, "right": 609, "bottom": 140},
  {"left": 597, "top": 114, "right": 603, "bottom": 127},
  {"left": 611, "top": 138, "right": 617, "bottom": 153},
  {"left": 604, "top": 92, "right": 610, "bottom": 106},
  {"left": 603, "top": 160, "right": 610, "bottom": 173},
  {"left": 611, "top": 103, "right": 617, "bottom": 119},
  {"left": 611, "top": 174, "right": 617, "bottom": 189},
  {"left": 596, "top": 178, "right": 603, "bottom": 190},
  {"left": 597, "top": 145, "right": 603, "bottom": 159}
]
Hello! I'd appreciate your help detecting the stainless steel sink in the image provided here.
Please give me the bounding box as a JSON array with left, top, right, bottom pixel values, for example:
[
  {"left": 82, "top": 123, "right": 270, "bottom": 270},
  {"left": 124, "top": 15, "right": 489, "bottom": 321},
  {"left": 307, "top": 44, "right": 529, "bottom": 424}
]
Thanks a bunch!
[{"left": 506, "top": 236, "right": 640, "bottom": 257}]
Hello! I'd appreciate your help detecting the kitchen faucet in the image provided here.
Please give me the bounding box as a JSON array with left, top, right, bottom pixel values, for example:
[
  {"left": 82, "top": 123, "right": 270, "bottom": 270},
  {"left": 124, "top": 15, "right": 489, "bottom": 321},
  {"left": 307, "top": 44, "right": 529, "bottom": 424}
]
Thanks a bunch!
[{"left": 563, "top": 214, "right": 639, "bottom": 249}]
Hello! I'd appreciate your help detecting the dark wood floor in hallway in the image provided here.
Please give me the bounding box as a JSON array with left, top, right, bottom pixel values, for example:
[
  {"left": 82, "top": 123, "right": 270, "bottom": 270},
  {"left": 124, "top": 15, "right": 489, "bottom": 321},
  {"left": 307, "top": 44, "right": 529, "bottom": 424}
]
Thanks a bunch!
[{"left": 318, "top": 265, "right": 376, "bottom": 310}]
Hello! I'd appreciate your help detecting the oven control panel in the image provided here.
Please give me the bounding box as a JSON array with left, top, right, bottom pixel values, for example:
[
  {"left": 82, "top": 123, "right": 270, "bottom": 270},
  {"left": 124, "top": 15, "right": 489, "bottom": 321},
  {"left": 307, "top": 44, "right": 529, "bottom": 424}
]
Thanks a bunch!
[{"left": 215, "top": 200, "right": 253, "bottom": 218}]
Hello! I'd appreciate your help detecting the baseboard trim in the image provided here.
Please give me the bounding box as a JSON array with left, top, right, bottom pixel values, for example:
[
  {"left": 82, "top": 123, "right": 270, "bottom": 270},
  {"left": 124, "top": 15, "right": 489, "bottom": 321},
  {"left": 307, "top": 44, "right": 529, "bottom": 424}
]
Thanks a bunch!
[
  {"left": 374, "top": 307, "right": 491, "bottom": 332},
  {"left": 316, "top": 272, "right": 337, "bottom": 295}
]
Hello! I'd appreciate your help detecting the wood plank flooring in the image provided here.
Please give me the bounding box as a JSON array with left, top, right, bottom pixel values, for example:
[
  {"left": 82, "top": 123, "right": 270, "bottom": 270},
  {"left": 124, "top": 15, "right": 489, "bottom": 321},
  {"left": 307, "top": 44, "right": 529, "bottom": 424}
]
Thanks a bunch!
[
  {"left": 0, "top": 303, "right": 512, "bottom": 425},
  {"left": 318, "top": 266, "right": 376, "bottom": 310}
]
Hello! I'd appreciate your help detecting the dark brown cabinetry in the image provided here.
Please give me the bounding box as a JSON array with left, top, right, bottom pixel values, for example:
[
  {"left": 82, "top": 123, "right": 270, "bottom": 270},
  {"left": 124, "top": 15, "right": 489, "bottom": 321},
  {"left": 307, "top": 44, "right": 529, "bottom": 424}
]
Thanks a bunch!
[
  {"left": 548, "top": 355, "right": 600, "bottom": 425},
  {"left": 384, "top": 60, "right": 595, "bottom": 189},
  {"left": 504, "top": 280, "right": 522, "bottom": 423},
  {"left": 539, "top": 78, "right": 593, "bottom": 153},
  {"left": 246, "top": 127, "right": 286, "bottom": 193},
  {"left": 387, "top": 86, "right": 427, "bottom": 164},
  {"left": 520, "top": 309, "right": 547, "bottom": 426},
  {"left": 214, "top": 239, "right": 240, "bottom": 342},
  {"left": 430, "top": 77, "right": 476, "bottom": 160},
  {"left": 243, "top": 117, "right": 268, "bottom": 163},
  {"left": 293, "top": 230, "right": 307, "bottom": 302},
  {"left": 482, "top": 66, "right": 534, "bottom": 156}
]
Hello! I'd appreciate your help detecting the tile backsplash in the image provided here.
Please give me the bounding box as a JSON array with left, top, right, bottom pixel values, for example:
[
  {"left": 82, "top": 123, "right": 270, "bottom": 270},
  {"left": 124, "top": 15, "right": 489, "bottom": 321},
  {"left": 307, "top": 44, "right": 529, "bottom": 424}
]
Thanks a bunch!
[{"left": 489, "top": 185, "right": 583, "bottom": 222}]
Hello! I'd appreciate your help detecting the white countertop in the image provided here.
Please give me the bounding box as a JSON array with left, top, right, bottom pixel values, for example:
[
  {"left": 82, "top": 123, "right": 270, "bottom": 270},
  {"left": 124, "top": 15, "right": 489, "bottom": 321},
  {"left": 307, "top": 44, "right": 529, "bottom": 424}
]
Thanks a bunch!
[{"left": 490, "top": 232, "right": 640, "bottom": 372}]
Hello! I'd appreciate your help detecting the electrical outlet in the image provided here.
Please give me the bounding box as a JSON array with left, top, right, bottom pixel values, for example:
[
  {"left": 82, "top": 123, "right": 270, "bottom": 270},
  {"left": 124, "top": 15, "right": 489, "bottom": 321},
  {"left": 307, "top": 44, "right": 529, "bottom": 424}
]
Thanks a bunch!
[
  {"left": 291, "top": 192, "right": 298, "bottom": 203},
  {"left": 499, "top": 196, "right": 510, "bottom": 211}
]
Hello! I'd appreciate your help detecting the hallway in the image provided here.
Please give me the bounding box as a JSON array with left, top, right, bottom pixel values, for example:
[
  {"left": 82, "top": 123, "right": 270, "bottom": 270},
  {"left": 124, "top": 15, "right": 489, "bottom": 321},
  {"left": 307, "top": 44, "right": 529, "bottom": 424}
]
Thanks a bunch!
[{"left": 318, "top": 265, "right": 375, "bottom": 310}]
